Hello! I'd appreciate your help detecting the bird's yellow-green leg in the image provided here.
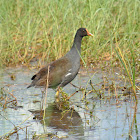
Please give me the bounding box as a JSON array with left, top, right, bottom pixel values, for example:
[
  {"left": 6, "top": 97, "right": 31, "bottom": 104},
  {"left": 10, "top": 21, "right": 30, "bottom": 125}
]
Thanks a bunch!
[
  {"left": 55, "top": 90, "right": 59, "bottom": 98},
  {"left": 55, "top": 87, "right": 61, "bottom": 102}
]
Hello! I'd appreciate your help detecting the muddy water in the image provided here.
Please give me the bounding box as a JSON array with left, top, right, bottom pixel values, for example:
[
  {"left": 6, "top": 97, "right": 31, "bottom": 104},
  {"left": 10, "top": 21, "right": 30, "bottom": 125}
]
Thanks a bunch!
[{"left": 0, "top": 66, "right": 140, "bottom": 140}]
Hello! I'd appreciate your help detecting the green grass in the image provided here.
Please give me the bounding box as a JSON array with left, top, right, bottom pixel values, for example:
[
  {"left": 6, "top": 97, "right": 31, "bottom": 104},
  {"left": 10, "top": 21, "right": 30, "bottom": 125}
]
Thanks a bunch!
[{"left": 0, "top": 0, "right": 139, "bottom": 69}]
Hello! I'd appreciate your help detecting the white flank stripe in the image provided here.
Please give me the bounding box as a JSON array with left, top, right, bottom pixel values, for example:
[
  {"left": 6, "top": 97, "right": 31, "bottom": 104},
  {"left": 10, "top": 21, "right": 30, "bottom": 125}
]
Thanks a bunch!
[{"left": 65, "top": 73, "right": 71, "bottom": 77}]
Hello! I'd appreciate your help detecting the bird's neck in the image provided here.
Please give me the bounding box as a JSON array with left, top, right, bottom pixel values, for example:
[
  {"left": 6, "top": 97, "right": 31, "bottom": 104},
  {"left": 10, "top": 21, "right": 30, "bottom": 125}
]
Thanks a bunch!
[
  {"left": 71, "top": 34, "right": 83, "bottom": 53},
  {"left": 65, "top": 33, "right": 83, "bottom": 62}
]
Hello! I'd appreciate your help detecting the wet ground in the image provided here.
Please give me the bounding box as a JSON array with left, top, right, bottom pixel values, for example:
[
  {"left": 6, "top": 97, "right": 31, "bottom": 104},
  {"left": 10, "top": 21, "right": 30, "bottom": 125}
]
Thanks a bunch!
[{"left": 0, "top": 66, "right": 140, "bottom": 140}]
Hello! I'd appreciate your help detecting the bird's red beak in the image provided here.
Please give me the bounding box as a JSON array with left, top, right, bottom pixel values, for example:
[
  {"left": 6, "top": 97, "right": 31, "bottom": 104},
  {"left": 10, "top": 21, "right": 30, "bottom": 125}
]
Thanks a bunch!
[{"left": 86, "top": 29, "right": 94, "bottom": 36}]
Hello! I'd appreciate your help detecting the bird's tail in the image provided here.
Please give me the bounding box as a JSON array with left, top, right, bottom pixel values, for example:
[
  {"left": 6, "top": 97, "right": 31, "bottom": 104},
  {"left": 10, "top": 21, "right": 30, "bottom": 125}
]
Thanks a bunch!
[{"left": 27, "top": 83, "right": 33, "bottom": 88}]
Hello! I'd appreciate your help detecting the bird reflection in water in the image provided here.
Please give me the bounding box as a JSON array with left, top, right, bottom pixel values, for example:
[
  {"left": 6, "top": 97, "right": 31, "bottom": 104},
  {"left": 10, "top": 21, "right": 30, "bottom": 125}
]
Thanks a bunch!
[{"left": 29, "top": 103, "right": 84, "bottom": 136}]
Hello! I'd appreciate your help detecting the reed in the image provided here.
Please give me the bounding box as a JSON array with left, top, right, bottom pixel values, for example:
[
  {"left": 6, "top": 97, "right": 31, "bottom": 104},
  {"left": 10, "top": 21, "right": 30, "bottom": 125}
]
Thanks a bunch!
[{"left": 115, "top": 35, "right": 138, "bottom": 102}]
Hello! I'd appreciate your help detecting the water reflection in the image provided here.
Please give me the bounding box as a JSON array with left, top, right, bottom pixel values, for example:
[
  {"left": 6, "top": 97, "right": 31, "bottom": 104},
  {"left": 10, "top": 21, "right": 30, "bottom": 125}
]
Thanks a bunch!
[{"left": 30, "top": 103, "right": 84, "bottom": 136}]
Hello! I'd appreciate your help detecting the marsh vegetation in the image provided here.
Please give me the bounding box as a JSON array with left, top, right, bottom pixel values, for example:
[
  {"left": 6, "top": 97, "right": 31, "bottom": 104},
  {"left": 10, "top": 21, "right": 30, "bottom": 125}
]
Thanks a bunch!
[{"left": 0, "top": 0, "right": 139, "bottom": 139}]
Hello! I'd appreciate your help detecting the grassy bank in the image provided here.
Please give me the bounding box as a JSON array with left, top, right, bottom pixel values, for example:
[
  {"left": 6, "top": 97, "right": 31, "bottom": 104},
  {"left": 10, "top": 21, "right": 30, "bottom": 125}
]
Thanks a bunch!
[{"left": 0, "top": 0, "right": 139, "bottom": 69}]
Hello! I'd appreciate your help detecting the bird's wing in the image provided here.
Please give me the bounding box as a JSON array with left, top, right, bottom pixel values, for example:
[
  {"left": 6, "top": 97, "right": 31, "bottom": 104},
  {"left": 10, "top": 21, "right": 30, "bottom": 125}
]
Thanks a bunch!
[
  {"left": 48, "top": 57, "right": 72, "bottom": 88},
  {"left": 29, "top": 57, "right": 72, "bottom": 88}
]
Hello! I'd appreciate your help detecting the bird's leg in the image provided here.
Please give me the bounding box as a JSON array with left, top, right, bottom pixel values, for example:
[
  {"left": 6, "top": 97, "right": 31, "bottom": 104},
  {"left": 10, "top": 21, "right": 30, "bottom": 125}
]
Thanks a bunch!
[
  {"left": 55, "top": 90, "right": 59, "bottom": 98},
  {"left": 55, "top": 87, "right": 61, "bottom": 102}
]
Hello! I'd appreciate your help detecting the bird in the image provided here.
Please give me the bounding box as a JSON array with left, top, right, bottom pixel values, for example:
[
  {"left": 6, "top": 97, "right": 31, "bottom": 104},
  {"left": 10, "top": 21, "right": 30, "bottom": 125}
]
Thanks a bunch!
[{"left": 27, "top": 28, "right": 93, "bottom": 97}]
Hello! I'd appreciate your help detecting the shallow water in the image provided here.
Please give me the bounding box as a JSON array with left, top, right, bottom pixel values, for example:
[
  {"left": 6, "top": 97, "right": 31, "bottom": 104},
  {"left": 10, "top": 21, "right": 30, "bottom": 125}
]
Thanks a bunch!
[{"left": 0, "top": 66, "right": 140, "bottom": 140}]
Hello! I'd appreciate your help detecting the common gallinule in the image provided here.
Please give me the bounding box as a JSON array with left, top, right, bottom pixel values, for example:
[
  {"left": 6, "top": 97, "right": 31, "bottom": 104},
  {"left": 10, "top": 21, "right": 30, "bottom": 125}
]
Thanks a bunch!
[{"left": 28, "top": 28, "right": 93, "bottom": 95}]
